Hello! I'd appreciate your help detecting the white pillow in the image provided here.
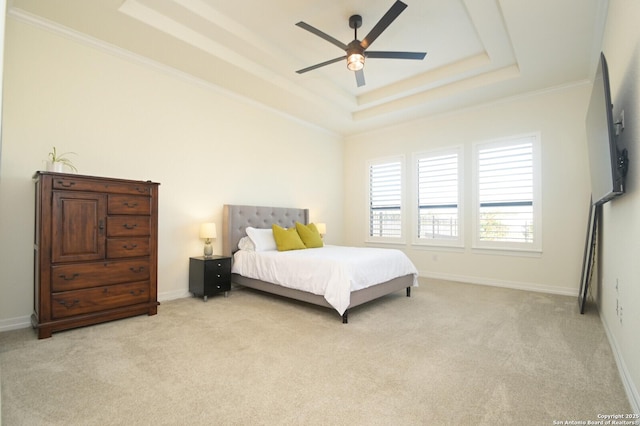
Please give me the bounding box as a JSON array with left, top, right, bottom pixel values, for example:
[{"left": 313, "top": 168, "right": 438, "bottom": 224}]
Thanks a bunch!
[
  {"left": 245, "top": 227, "right": 277, "bottom": 251},
  {"left": 238, "top": 236, "right": 255, "bottom": 251}
]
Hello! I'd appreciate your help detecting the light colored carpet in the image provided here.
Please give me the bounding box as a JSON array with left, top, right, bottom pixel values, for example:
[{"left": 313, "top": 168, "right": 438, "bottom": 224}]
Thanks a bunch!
[{"left": 0, "top": 278, "right": 631, "bottom": 425}]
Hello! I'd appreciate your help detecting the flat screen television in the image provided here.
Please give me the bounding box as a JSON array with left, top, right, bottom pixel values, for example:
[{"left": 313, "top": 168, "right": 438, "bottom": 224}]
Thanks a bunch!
[{"left": 585, "top": 52, "right": 628, "bottom": 206}]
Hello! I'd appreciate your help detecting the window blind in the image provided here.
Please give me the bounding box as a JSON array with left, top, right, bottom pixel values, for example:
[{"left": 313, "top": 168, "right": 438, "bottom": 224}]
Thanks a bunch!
[
  {"left": 478, "top": 140, "right": 534, "bottom": 243},
  {"left": 417, "top": 152, "right": 459, "bottom": 240},
  {"left": 369, "top": 161, "right": 402, "bottom": 238}
]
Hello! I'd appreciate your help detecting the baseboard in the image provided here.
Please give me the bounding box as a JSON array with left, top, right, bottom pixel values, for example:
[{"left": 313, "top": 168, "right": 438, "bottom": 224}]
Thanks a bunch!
[
  {"left": 0, "top": 276, "right": 581, "bottom": 334},
  {"left": 0, "top": 277, "right": 581, "bottom": 333},
  {"left": 419, "top": 271, "right": 578, "bottom": 297},
  {"left": 158, "top": 289, "right": 191, "bottom": 302},
  {"left": 0, "top": 315, "right": 31, "bottom": 333},
  {"left": 598, "top": 306, "right": 640, "bottom": 414},
  {"left": 0, "top": 291, "right": 191, "bottom": 333}
]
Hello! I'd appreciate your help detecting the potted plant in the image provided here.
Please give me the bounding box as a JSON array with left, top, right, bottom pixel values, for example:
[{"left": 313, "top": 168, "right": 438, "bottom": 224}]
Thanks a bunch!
[{"left": 47, "top": 146, "right": 77, "bottom": 173}]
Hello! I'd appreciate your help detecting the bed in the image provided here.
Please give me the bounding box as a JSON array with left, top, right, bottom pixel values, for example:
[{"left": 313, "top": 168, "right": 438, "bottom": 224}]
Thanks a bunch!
[{"left": 222, "top": 204, "right": 418, "bottom": 323}]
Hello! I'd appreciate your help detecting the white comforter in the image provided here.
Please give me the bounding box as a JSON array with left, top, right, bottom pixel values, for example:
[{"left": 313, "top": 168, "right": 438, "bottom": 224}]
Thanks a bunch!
[{"left": 232, "top": 245, "right": 418, "bottom": 315}]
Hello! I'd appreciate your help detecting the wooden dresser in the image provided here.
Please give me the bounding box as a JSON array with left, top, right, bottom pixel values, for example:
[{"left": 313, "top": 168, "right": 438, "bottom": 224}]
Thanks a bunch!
[{"left": 33, "top": 172, "right": 160, "bottom": 339}]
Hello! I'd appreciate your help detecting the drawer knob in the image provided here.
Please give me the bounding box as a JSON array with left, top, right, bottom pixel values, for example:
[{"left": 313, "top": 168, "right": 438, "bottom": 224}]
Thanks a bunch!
[
  {"left": 130, "top": 266, "right": 145, "bottom": 273},
  {"left": 123, "top": 223, "right": 138, "bottom": 230},
  {"left": 123, "top": 244, "right": 138, "bottom": 250},
  {"left": 130, "top": 289, "right": 145, "bottom": 296},
  {"left": 123, "top": 202, "right": 139, "bottom": 208}
]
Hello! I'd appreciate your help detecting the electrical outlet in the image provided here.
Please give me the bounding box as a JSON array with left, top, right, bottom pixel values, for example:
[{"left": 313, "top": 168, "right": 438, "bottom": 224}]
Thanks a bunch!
[
  {"left": 616, "top": 111, "right": 625, "bottom": 135},
  {"left": 619, "top": 305, "right": 623, "bottom": 325},
  {"left": 616, "top": 278, "right": 622, "bottom": 322}
]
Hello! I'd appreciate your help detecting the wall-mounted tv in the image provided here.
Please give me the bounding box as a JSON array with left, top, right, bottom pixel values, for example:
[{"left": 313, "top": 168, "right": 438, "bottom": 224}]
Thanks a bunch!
[{"left": 585, "top": 52, "right": 628, "bottom": 206}]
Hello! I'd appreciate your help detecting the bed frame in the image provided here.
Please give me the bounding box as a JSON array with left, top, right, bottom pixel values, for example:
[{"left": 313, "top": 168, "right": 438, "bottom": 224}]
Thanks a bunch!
[{"left": 222, "top": 204, "right": 413, "bottom": 323}]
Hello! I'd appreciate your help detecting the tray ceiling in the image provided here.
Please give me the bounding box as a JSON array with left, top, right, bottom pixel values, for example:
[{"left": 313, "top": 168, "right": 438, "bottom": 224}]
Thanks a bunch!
[{"left": 8, "top": 0, "right": 606, "bottom": 135}]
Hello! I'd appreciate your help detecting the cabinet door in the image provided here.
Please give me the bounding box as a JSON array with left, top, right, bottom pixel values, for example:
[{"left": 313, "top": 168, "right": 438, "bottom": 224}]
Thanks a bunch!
[{"left": 52, "top": 191, "right": 107, "bottom": 263}]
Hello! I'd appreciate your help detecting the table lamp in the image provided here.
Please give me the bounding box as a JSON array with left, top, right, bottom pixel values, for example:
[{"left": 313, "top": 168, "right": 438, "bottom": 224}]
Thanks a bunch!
[
  {"left": 199, "top": 222, "right": 216, "bottom": 257},
  {"left": 315, "top": 223, "right": 327, "bottom": 238}
]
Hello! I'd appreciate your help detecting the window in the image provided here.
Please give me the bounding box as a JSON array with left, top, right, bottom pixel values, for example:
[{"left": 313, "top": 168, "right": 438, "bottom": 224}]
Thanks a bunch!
[
  {"left": 368, "top": 158, "right": 403, "bottom": 241},
  {"left": 473, "top": 134, "right": 541, "bottom": 251},
  {"left": 415, "top": 147, "right": 463, "bottom": 246}
]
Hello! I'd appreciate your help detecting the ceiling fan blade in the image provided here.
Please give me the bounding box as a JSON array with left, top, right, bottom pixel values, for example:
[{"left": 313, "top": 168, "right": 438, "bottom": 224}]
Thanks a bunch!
[
  {"left": 296, "top": 22, "right": 348, "bottom": 51},
  {"left": 366, "top": 51, "right": 427, "bottom": 60},
  {"left": 360, "top": 0, "right": 408, "bottom": 50},
  {"left": 355, "top": 69, "right": 366, "bottom": 87},
  {"left": 296, "top": 56, "right": 346, "bottom": 74}
]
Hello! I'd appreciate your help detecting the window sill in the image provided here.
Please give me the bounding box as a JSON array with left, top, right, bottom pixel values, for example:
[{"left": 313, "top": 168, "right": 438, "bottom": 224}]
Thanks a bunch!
[
  {"left": 364, "top": 239, "right": 407, "bottom": 248},
  {"left": 471, "top": 246, "right": 542, "bottom": 258},
  {"left": 411, "top": 244, "right": 465, "bottom": 253}
]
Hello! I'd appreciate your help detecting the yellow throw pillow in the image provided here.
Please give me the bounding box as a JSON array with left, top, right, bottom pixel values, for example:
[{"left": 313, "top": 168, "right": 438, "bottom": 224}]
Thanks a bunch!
[
  {"left": 272, "top": 224, "right": 307, "bottom": 251},
  {"left": 295, "top": 222, "right": 324, "bottom": 248}
]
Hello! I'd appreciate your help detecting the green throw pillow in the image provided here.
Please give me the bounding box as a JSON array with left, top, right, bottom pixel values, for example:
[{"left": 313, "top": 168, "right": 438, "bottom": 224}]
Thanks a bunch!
[
  {"left": 272, "top": 224, "right": 306, "bottom": 251},
  {"left": 295, "top": 222, "right": 324, "bottom": 248}
]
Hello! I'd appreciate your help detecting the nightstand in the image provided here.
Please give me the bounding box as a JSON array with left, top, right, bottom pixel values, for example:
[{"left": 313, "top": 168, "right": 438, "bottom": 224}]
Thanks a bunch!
[{"left": 189, "top": 256, "right": 232, "bottom": 301}]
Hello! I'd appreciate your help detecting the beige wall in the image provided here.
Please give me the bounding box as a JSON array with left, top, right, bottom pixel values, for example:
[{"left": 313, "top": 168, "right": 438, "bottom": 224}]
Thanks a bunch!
[
  {"left": 598, "top": 0, "right": 640, "bottom": 412},
  {"left": 0, "top": 18, "right": 344, "bottom": 327},
  {"left": 344, "top": 84, "right": 592, "bottom": 295}
]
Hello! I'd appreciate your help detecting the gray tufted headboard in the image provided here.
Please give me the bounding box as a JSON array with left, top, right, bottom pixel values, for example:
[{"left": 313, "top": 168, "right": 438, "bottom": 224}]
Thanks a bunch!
[{"left": 222, "top": 204, "right": 309, "bottom": 257}]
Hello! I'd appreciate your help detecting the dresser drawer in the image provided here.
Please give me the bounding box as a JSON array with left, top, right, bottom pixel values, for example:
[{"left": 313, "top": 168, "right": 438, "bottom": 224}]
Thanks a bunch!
[
  {"left": 51, "top": 281, "right": 150, "bottom": 319},
  {"left": 107, "top": 216, "right": 150, "bottom": 237},
  {"left": 51, "top": 260, "right": 151, "bottom": 291},
  {"left": 52, "top": 177, "right": 152, "bottom": 196},
  {"left": 107, "top": 238, "right": 150, "bottom": 258},
  {"left": 108, "top": 195, "right": 151, "bottom": 215}
]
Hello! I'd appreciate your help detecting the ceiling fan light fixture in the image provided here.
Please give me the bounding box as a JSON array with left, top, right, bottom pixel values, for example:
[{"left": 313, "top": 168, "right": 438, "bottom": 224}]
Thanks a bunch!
[
  {"left": 347, "top": 52, "right": 365, "bottom": 71},
  {"left": 346, "top": 40, "right": 365, "bottom": 71}
]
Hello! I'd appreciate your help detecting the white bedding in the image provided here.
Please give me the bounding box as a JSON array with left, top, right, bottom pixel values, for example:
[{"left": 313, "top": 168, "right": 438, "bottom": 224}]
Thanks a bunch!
[{"left": 232, "top": 245, "right": 418, "bottom": 315}]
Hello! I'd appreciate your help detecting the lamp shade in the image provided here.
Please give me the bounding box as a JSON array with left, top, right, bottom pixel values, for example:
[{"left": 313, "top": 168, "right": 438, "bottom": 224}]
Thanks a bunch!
[
  {"left": 199, "top": 222, "right": 217, "bottom": 239},
  {"left": 315, "top": 223, "right": 327, "bottom": 235}
]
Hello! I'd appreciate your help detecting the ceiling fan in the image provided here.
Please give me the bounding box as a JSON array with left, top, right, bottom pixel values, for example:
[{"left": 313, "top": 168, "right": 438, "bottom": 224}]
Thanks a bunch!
[{"left": 295, "top": 0, "right": 427, "bottom": 87}]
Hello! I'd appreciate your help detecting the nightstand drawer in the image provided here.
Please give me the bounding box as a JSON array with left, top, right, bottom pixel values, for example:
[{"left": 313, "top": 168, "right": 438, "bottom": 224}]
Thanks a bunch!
[{"left": 206, "top": 259, "right": 231, "bottom": 282}]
